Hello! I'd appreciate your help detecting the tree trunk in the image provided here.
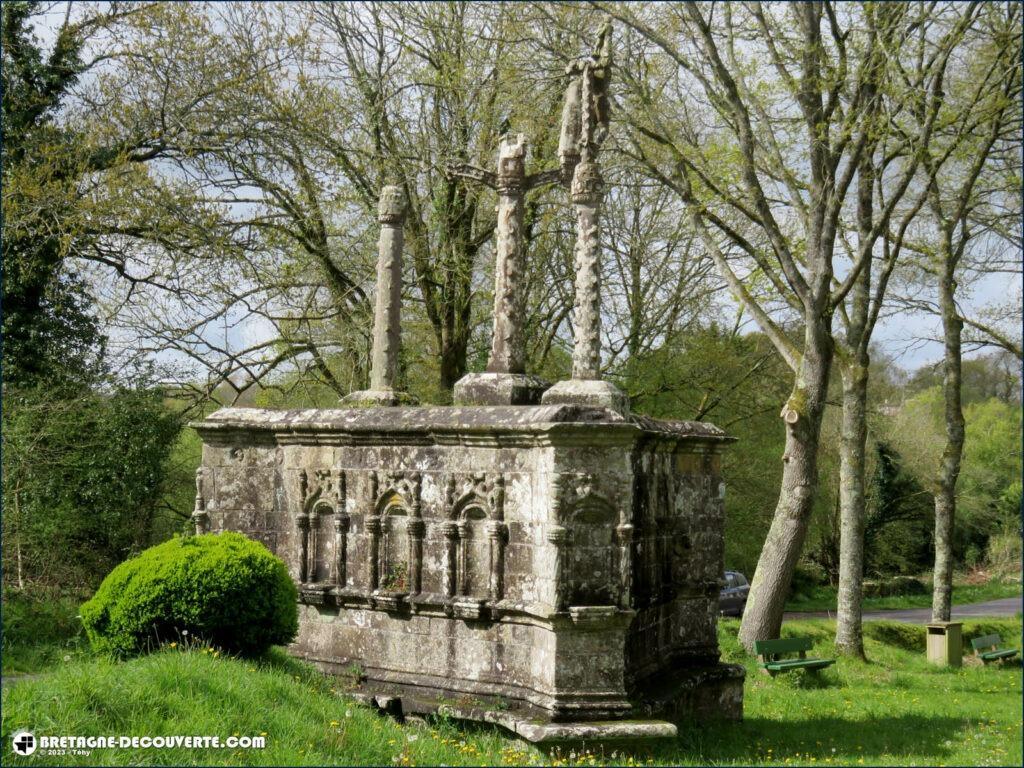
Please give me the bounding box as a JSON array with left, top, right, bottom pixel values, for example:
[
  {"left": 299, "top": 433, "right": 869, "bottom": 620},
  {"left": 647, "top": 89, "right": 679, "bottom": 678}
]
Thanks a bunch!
[
  {"left": 738, "top": 321, "right": 832, "bottom": 651},
  {"left": 14, "top": 486, "right": 25, "bottom": 590},
  {"left": 438, "top": 333, "right": 469, "bottom": 395},
  {"left": 933, "top": 266, "right": 964, "bottom": 621},
  {"left": 835, "top": 360, "right": 868, "bottom": 657}
]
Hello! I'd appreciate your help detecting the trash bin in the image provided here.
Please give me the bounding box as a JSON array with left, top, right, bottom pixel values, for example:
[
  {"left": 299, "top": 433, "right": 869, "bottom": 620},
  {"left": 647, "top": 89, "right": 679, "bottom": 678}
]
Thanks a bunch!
[{"left": 926, "top": 621, "right": 963, "bottom": 667}]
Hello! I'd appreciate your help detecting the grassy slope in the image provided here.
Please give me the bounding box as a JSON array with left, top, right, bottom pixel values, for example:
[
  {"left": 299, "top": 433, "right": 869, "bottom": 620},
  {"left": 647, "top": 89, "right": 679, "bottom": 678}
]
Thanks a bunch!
[
  {"left": 785, "top": 579, "right": 1022, "bottom": 613},
  {"left": 3, "top": 618, "right": 1021, "bottom": 767}
]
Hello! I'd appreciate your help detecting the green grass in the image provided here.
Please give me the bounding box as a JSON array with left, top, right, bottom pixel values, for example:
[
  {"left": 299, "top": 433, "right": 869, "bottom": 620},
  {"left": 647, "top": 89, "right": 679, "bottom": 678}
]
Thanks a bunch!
[
  {"left": 2, "top": 618, "right": 1020, "bottom": 766},
  {"left": 785, "top": 579, "right": 1022, "bottom": 613}
]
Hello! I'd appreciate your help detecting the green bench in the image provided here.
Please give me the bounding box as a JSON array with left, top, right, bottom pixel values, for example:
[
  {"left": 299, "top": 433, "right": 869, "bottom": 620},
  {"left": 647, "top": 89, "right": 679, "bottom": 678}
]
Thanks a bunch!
[
  {"left": 970, "top": 634, "right": 1019, "bottom": 664},
  {"left": 754, "top": 637, "right": 836, "bottom": 677}
]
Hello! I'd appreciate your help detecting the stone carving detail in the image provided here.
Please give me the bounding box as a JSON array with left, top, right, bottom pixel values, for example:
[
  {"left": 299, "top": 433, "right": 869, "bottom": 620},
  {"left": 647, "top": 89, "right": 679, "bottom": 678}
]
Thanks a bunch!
[
  {"left": 551, "top": 472, "right": 621, "bottom": 608},
  {"left": 368, "top": 471, "right": 423, "bottom": 597},
  {"left": 296, "top": 469, "right": 347, "bottom": 586},
  {"left": 447, "top": 135, "right": 560, "bottom": 404},
  {"left": 443, "top": 473, "right": 508, "bottom": 602},
  {"left": 191, "top": 468, "right": 208, "bottom": 535},
  {"left": 543, "top": 19, "right": 626, "bottom": 411}
]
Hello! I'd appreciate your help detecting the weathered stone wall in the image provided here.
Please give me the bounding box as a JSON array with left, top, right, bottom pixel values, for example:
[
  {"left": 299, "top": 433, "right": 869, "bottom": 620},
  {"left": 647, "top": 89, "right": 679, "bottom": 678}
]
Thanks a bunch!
[{"left": 193, "top": 405, "right": 739, "bottom": 723}]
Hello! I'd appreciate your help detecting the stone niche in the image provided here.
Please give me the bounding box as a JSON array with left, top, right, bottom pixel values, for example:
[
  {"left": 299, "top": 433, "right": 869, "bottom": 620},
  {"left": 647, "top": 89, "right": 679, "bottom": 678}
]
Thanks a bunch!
[{"left": 192, "top": 404, "right": 745, "bottom": 741}]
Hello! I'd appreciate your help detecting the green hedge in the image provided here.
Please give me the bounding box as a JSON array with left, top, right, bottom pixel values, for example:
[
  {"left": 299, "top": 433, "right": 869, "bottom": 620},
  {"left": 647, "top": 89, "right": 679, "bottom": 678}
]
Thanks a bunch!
[{"left": 80, "top": 533, "right": 297, "bottom": 657}]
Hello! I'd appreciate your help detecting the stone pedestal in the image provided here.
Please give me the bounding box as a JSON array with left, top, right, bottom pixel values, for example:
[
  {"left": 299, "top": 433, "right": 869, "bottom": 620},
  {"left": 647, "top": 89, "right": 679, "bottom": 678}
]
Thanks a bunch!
[
  {"left": 453, "top": 372, "right": 549, "bottom": 406},
  {"left": 542, "top": 378, "right": 629, "bottom": 413},
  {"left": 192, "top": 404, "right": 743, "bottom": 740}
]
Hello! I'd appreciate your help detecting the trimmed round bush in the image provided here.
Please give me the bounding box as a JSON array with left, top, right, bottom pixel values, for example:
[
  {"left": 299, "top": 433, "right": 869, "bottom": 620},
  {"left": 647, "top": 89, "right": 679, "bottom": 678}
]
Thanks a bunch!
[{"left": 80, "top": 532, "right": 298, "bottom": 658}]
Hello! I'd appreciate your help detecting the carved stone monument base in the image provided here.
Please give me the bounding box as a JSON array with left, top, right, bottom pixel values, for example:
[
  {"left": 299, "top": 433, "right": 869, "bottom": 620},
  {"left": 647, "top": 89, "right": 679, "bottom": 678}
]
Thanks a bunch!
[
  {"left": 347, "top": 658, "right": 745, "bottom": 743},
  {"left": 340, "top": 389, "right": 418, "bottom": 407},
  {"left": 193, "top": 405, "right": 742, "bottom": 739},
  {"left": 453, "top": 372, "right": 550, "bottom": 406},
  {"left": 541, "top": 378, "right": 629, "bottom": 413}
]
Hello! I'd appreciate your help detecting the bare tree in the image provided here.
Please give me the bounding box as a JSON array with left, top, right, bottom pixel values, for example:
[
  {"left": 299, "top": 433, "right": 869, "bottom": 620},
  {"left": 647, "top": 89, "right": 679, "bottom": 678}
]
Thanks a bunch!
[{"left": 607, "top": 1, "right": 981, "bottom": 650}]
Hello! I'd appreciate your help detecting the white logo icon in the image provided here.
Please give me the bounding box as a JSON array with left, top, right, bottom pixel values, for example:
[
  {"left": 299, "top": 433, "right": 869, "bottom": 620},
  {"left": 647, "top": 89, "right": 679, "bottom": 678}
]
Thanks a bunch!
[{"left": 12, "top": 730, "right": 36, "bottom": 756}]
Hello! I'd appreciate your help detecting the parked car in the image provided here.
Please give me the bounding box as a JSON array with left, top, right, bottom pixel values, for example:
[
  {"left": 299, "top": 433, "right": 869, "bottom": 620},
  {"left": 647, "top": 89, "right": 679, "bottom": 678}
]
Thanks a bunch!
[{"left": 719, "top": 571, "right": 749, "bottom": 616}]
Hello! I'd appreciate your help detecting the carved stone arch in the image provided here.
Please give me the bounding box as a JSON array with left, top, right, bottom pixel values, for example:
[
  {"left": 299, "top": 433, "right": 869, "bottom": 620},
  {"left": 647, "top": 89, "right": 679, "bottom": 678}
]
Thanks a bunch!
[
  {"left": 309, "top": 499, "right": 335, "bottom": 584},
  {"left": 295, "top": 467, "right": 348, "bottom": 590},
  {"left": 377, "top": 492, "right": 411, "bottom": 593},
  {"left": 455, "top": 500, "right": 490, "bottom": 598},
  {"left": 565, "top": 494, "right": 617, "bottom": 607},
  {"left": 443, "top": 474, "right": 508, "bottom": 602}
]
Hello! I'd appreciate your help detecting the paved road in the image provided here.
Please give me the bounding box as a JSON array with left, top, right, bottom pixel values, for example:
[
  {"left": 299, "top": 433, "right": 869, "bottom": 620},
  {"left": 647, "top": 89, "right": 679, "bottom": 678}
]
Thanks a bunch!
[{"left": 784, "top": 596, "right": 1022, "bottom": 624}]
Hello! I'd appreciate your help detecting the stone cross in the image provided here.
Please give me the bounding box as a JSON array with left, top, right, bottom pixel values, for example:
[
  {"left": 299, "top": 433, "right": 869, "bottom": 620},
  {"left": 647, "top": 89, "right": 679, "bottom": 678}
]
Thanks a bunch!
[
  {"left": 341, "top": 185, "right": 416, "bottom": 406},
  {"left": 543, "top": 18, "right": 628, "bottom": 413},
  {"left": 448, "top": 134, "right": 560, "bottom": 405}
]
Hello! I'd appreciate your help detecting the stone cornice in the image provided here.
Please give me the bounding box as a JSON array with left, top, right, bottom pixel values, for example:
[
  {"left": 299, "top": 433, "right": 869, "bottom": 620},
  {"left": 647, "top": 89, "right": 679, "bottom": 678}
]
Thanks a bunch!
[{"left": 190, "top": 405, "right": 734, "bottom": 450}]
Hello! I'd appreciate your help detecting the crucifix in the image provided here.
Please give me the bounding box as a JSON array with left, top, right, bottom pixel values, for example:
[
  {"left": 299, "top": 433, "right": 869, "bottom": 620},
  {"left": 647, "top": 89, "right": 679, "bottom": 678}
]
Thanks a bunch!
[
  {"left": 448, "top": 133, "right": 561, "bottom": 405},
  {"left": 542, "top": 18, "right": 628, "bottom": 413}
]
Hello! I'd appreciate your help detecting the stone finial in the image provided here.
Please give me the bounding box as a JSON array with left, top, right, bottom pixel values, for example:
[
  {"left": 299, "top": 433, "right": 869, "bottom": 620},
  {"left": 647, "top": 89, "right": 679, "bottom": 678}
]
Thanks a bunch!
[{"left": 341, "top": 185, "right": 416, "bottom": 407}]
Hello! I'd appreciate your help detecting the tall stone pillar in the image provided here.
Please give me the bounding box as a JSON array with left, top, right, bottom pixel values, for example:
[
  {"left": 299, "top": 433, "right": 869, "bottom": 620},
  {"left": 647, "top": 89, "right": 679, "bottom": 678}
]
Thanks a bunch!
[
  {"left": 542, "top": 37, "right": 627, "bottom": 413},
  {"left": 450, "top": 134, "right": 558, "bottom": 405},
  {"left": 342, "top": 185, "right": 416, "bottom": 406},
  {"left": 490, "top": 137, "right": 527, "bottom": 376}
]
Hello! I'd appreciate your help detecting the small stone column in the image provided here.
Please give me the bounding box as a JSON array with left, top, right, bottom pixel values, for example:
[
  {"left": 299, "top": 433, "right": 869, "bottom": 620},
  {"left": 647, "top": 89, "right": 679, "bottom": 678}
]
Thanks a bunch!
[
  {"left": 457, "top": 519, "right": 470, "bottom": 596},
  {"left": 342, "top": 185, "right": 416, "bottom": 406},
  {"left": 408, "top": 518, "right": 425, "bottom": 595},
  {"left": 366, "top": 516, "right": 382, "bottom": 591},
  {"left": 333, "top": 471, "right": 348, "bottom": 587},
  {"left": 333, "top": 514, "right": 349, "bottom": 588},
  {"left": 547, "top": 524, "right": 569, "bottom": 612},
  {"left": 486, "top": 520, "right": 507, "bottom": 602},
  {"left": 440, "top": 521, "right": 459, "bottom": 599},
  {"left": 191, "top": 468, "right": 209, "bottom": 535},
  {"left": 615, "top": 523, "right": 634, "bottom": 609}
]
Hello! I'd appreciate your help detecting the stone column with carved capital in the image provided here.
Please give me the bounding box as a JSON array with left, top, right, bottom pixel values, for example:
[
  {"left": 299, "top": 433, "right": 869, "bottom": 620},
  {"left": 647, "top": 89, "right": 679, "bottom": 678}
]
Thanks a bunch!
[
  {"left": 452, "top": 135, "right": 551, "bottom": 406},
  {"left": 342, "top": 185, "right": 417, "bottom": 406},
  {"left": 490, "top": 136, "right": 527, "bottom": 375}
]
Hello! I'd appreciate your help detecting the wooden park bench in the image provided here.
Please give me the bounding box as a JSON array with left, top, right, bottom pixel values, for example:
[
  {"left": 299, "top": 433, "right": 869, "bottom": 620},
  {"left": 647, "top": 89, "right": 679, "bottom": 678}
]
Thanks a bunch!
[
  {"left": 754, "top": 637, "right": 836, "bottom": 677},
  {"left": 970, "top": 634, "right": 1019, "bottom": 664}
]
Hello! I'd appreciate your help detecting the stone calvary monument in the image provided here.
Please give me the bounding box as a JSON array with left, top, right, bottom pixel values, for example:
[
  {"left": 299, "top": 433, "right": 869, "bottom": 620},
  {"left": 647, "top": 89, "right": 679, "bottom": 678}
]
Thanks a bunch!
[{"left": 192, "top": 21, "right": 743, "bottom": 742}]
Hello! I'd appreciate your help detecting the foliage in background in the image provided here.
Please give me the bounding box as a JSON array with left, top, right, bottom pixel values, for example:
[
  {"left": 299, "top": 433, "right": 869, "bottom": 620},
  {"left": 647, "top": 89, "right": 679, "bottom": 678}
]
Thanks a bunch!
[
  {"left": 80, "top": 533, "right": 298, "bottom": 658},
  {"left": 1, "top": 386, "right": 181, "bottom": 591}
]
